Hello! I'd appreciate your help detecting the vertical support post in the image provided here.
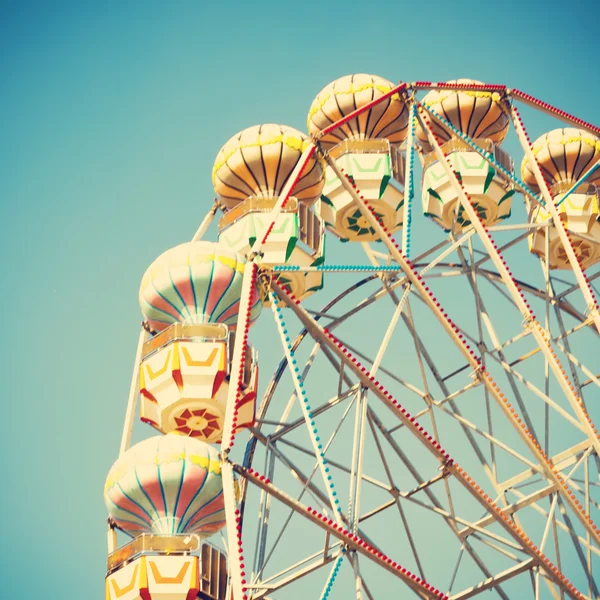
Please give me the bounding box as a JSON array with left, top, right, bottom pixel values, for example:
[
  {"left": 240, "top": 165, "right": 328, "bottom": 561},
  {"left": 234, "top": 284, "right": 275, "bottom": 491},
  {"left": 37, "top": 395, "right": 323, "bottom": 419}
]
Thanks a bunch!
[
  {"left": 270, "top": 293, "right": 344, "bottom": 524},
  {"left": 107, "top": 520, "right": 117, "bottom": 555},
  {"left": 317, "top": 123, "right": 600, "bottom": 551},
  {"left": 348, "top": 387, "right": 367, "bottom": 534},
  {"left": 220, "top": 144, "right": 318, "bottom": 600},
  {"left": 402, "top": 102, "right": 417, "bottom": 258},
  {"left": 416, "top": 103, "right": 600, "bottom": 459},
  {"left": 221, "top": 262, "right": 257, "bottom": 452},
  {"left": 510, "top": 106, "right": 600, "bottom": 334},
  {"left": 222, "top": 143, "right": 318, "bottom": 450},
  {"left": 192, "top": 200, "right": 219, "bottom": 242},
  {"left": 318, "top": 550, "right": 345, "bottom": 600},
  {"left": 222, "top": 460, "right": 246, "bottom": 600},
  {"left": 119, "top": 329, "right": 146, "bottom": 456}
]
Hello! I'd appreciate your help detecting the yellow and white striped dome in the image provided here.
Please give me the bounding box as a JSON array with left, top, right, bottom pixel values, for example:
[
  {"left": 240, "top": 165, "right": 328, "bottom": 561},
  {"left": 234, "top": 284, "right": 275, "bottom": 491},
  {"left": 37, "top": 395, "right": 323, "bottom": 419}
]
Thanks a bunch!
[
  {"left": 212, "top": 124, "right": 324, "bottom": 208},
  {"left": 307, "top": 74, "right": 409, "bottom": 150},
  {"left": 521, "top": 128, "right": 600, "bottom": 192},
  {"left": 416, "top": 79, "right": 509, "bottom": 151}
]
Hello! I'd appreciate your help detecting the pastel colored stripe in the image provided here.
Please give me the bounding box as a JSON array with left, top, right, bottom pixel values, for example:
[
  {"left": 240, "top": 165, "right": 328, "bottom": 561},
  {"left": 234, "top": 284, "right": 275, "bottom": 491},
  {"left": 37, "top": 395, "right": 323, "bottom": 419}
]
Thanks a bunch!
[
  {"left": 155, "top": 435, "right": 175, "bottom": 524},
  {"left": 214, "top": 300, "right": 243, "bottom": 325},
  {"left": 181, "top": 509, "right": 222, "bottom": 534},
  {"left": 201, "top": 259, "right": 216, "bottom": 319},
  {"left": 185, "top": 507, "right": 226, "bottom": 534},
  {"left": 143, "top": 289, "right": 184, "bottom": 322},
  {"left": 149, "top": 271, "right": 189, "bottom": 317},
  {"left": 174, "top": 464, "right": 208, "bottom": 522},
  {"left": 211, "top": 271, "right": 245, "bottom": 319},
  {"left": 168, "top": 270, "right": 192, "bottom": 320},
  {"left": 214, "top": 296, "right": 261, "bottom": 326},
  {"left": 170, "top": 267, "right": 197, "bottom": 314},
  {"left": 189, "top": 263, "right": 198, "bottom": 315},
  {"left": 111, "top": 518, "right": 147, "bottom": 535},
  {"left": 115, "top": 471, "right": 161, "bottom": 523},
  {"left": 187, "top": 490, "right": 226, "bottom": 527},
  {"left": 183, "top": 490, "right": 226, "bottom": 532},
  {"left": 156, "top": 275, "right": 191, "bottom": 321},
  {"left": 135, "top": 466, "right": 166, "bottom": 519},
  {"left": 198, "top": 519, "right": 227, "bottom": 534},
  {"left": 204, "top": 264, "right": 236, "bottom": 320},
  {"left": 108, "top": 484, "right": 154, "bottom": 525},
  {"left": 157, "top": 462, "right": 178, "bottom": 533},
  {"left": 141, "top": 298, "right": 181, "bottom": 324},
  {"left": 147, "top": 316, "right": 175, "bottom": 331},
  {"left": 178, "top": 477, "right": 224, "bottom": 531},
  {"left": 139, "top": 297, "right": 179, "bottom": 325},
  {"left": 171, "top": 454, "right": 186, "bottom": 533},
  {"left": 214, "top": 290, "right": 262, "bottom": 324},
  {"left": 190, "top": 260, "right": 216, "bottom": 321},
  {"left": 177, "top": 463, "right": 211, "bottom": 530},
  {"left": 105, "top": 492, "right": 152, "bottom": 530}
]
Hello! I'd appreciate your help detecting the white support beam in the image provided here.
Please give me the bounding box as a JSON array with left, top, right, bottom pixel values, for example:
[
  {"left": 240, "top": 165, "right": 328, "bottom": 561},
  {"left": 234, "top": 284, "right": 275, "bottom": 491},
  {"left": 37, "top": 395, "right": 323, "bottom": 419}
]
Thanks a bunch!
[
  {"left": 119, "top": 329, "right": 146, "bottom": 456},
  {"left": 450, "top": 559, "right": 535, "bottom": 600}
]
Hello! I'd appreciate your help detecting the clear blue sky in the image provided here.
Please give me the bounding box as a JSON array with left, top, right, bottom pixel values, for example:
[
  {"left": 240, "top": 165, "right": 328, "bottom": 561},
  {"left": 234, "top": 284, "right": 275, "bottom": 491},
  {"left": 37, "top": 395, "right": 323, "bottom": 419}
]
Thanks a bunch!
[{"left": 1, "top": 1, "right": 598, "bottom": 598}]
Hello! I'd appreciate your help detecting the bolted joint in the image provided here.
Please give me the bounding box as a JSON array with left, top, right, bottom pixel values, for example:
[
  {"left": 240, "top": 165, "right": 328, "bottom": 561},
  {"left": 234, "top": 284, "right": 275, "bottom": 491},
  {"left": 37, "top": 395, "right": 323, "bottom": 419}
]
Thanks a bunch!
[
  {"left": 422, "top": 393, "right": 434, "bottom": 406},
  {"left": 468, "top": 364, "right": 485, "bottom": 382},
  {"left": 215, "top": 198, "right": 228, "bottom": 213},
  {"left": 440, "top": 457, "right": 455, "bottom": 470},
  {"left": 257, "top": 268, "right": 273, "bottom": 294},
  {"left": 389, "top": 485, "right": 401, "bottom": 498},
  {"left": 521, "top": 315, "right": 536, "bottom": 330},
  {"left": 312, "top": 138, "right": 330, "bottom": 162},
  {"left": 141, "top": 320, "right": 156, "bottom": 335},
  {"left": 247, "top": 250, "right": 264, "bottom": 262}
]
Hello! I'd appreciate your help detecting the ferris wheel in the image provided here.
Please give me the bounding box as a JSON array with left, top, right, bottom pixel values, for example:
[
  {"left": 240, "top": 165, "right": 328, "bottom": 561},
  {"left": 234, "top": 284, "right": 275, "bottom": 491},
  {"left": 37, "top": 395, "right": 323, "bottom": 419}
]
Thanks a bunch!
[{"left": 103, "top": 75, "right": 600, "bottom": 600}]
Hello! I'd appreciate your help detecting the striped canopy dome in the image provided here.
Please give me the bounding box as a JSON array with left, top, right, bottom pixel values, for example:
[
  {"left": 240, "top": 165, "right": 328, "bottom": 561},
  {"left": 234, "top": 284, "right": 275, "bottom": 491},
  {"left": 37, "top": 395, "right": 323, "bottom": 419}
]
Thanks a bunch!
[
  {"left": 140, "top": 241, "right": 263, "bottom": 332},
  {"left": 104, "top": 433, "right": 226, "bottom": 537},
  {"left": 212, "top": 124, "right": 324, "bottom": 208},
  {"left": 521, "top": 128, "right": 600, "bottom": 192},
  {"left": 416, "top": 79, "right": 509, "bottom": 152},
  {"left": 307, "top": 74, "right": 409, "bottom": 150}
]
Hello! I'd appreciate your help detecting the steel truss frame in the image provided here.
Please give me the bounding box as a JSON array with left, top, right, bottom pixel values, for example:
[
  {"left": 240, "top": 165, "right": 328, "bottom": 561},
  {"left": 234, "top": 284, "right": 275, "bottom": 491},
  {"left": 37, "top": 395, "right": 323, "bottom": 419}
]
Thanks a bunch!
[{"left": 115, "top": 82, "right": 600, "bottom": 600}]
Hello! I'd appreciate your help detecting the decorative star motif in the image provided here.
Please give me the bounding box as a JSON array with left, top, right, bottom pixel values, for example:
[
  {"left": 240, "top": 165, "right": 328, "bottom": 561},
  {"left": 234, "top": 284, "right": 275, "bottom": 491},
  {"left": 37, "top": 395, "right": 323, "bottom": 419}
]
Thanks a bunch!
[
  {"left": 346, "top": 208, "right": 383, "bottom": 236},
  {"left": 457, "top": 202, "right": 486, "bottom": 227},
  {"left": 557, "top": 239, "right": 591, "bottom": 263},
  {"left": 173, "top": 407, "right": 222, "bottom": 440}
]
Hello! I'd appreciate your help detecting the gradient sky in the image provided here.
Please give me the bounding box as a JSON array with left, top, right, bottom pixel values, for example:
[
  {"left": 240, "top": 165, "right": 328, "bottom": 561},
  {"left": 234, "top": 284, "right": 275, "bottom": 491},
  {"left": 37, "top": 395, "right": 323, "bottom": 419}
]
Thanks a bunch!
[{"left": 2, "top": 1, "right": 599, "bottom": 598}]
